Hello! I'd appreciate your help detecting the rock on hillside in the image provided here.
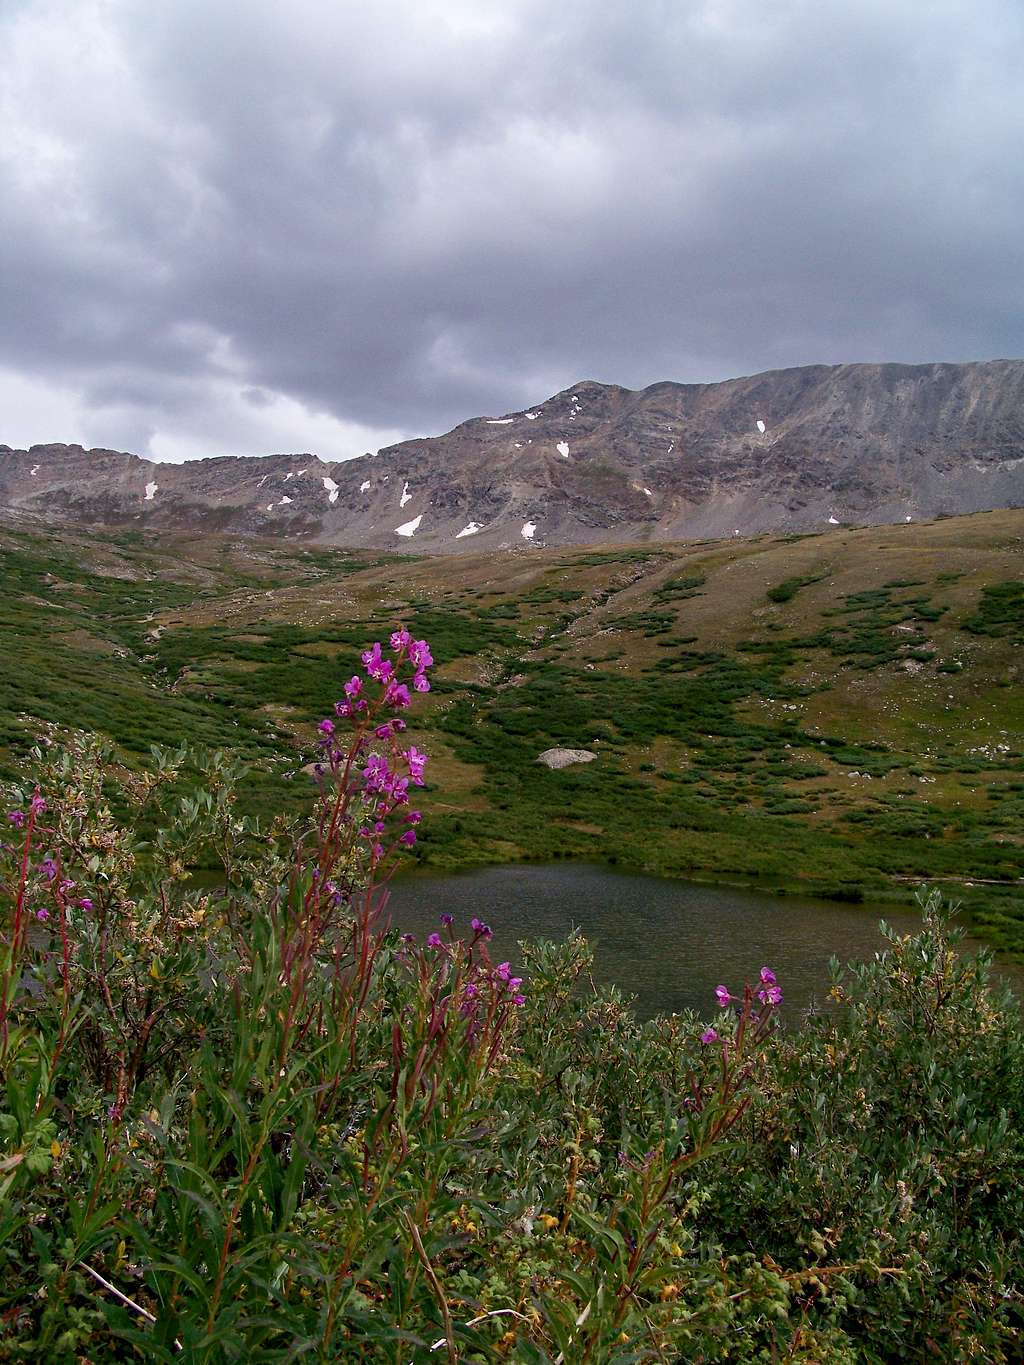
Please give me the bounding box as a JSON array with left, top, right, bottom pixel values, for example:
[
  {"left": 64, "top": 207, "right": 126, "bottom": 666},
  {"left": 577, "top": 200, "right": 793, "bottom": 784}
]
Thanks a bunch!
[{"left": 2, "top": 360, "right": 1023, "bottom": 551}]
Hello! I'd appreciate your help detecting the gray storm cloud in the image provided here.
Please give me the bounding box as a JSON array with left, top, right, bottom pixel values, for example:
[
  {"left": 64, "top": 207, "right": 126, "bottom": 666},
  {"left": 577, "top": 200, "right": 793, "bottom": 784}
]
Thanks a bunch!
[{"left": 1, "top": 0, "right": 1022, "bottom": 459}]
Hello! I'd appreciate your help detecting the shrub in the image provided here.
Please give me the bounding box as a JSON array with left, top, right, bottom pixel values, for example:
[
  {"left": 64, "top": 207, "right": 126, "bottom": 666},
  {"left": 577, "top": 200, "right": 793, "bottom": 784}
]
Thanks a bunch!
[{"left": 1, "top": 636, "right": 1022, "bottom": 1361}]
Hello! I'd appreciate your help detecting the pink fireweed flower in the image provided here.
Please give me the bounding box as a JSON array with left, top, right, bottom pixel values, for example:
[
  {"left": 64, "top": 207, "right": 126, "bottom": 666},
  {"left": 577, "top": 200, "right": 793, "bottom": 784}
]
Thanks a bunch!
[
  {"left": 701, "top": 1027, "right": 718, "bottom": 1044},
  {"left": 413, "top": 671, "right": 430, "bottom": 693},
  {"left": 335, "top": 701, "right": 353, "bottom": 718},
  {"left": 463, "top": 983, "right": 479, "bottom": 1000},
  {"left": 404, "top": 746, "right": 428, "bottom": 785},
  {"left": 470, "top": 917, "right": 492, "bottom": 940},
  {"left": 392, "top": 717, "right": 407, "bottom": 732},
  {"left": 375, "top": 724, "right": 392, "bottom": 739},
  {"left": 39, "top": 857, "right": 58, "bottom": 882},
  {"left": 714, "top": 985, "right": 731, "bottom": 1008},
  {"left": 406, "top": 811, "right": 422, "bottom": 825},
  {"left": 409, "top": 639, "right": 433, "bottom": 671},
  {"left": 759, "top": 966, "right": 777, "bottom": 986},
  {"left": 390, "top": 629, "right": 411, "bottom": 651},
  {"left": 758, "top": 985, "right": 783, "bottom": 1006},
  {"left": 35, "top": 908, "right": 49, "bottom": 921},
  {"left": 344, "top": 675, "right": 363, "bottom": 699},
  {"left": 29, "top": 794, "right": 46, "bottom": 815},
  {"left": 318, "top": 719, "right": 335, "bottom": 736},
  {"left": 384, "top": 681, "right": 411, "bottom": 709},
  {"left": 512, "top": 994, "right": 526, "bottom": 1006},
  {"left": 7, "top": 810, "right": 25, "bottom": 828},
  {"left": 507, "top": 977, "right": 523, "bottom": 991},
  {"left": 78, "top": 897, "right": 93, "bottom": 911},
  {"left": 399, "top": 829, "right": 417, "bottom": 846},
  {"left": 496, "top": 962, "right": 512, "bottom": 981},
  {"left": 439, "top": 912, "right": 454, "bottom": 927},
  {"left": 361, "top": 641, "right": 383, "bottom": 670},
  {"left": 426, "top": 932, "right": 442, "bottom": 948}
]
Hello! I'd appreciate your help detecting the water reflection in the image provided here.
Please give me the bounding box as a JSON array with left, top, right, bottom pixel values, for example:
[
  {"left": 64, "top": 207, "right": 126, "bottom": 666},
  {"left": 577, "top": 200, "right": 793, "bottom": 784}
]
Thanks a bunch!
[{"left": 386, "top": 863, "right": 1023, "bottom": 1020}]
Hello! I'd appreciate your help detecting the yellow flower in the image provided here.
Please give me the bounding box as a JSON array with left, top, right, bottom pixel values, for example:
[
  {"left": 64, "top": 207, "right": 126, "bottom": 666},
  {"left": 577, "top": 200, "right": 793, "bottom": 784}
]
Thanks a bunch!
[{"left": 538, "top": 1214, "right": 559, "bottom": 1231}]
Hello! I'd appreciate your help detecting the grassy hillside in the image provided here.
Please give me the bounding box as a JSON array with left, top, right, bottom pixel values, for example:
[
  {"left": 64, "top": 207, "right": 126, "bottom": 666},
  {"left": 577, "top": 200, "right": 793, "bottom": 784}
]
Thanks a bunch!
[{"left": 2, "top": 510, "right": 1022, "bottom": 953}]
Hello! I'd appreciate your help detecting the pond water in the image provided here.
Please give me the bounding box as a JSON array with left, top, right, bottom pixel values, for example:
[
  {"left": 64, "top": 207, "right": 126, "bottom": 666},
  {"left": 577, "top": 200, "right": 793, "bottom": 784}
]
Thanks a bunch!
[{"left": 386, "top": 863, "right": 1023, "bottom": 1020}]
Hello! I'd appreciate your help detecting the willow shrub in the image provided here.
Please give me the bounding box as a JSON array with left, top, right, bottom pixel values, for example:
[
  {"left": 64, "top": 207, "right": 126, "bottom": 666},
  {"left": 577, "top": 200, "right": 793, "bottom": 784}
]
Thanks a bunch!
[{"left": 1, "top": 632, "right": 1022, "bottom": 1362}]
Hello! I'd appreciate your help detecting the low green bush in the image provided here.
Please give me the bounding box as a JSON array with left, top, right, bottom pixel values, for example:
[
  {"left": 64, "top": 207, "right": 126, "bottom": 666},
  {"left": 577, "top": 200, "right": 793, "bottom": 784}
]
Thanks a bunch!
[{"left": 1, "top": 634, "right": 1023, "bottom": 1361}]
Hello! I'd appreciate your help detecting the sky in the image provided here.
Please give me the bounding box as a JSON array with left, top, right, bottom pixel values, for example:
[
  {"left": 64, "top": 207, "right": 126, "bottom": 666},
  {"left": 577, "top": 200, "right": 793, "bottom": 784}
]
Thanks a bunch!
[{"left": 2, "top": 0, "right": 1022, "bottom": 463}]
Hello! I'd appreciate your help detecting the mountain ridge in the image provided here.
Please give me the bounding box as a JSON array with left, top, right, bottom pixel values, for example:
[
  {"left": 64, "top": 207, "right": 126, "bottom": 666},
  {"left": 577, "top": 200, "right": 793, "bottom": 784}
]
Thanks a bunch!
[{"left": 3, "top": 359, "right": 1023, "bottom": 551}]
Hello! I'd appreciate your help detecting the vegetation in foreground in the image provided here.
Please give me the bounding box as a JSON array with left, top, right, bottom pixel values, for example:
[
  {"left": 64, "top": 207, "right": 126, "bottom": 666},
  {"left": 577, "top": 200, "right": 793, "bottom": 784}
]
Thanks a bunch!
[{"left": 1, "top": 633, "right": 1022, "bottom": 1362}]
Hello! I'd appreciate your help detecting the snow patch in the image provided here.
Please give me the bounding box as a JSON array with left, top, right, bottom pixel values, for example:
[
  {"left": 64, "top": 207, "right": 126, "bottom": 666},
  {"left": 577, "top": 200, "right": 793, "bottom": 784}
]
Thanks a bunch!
[
  {"left": 359, "top": 479, "right": 371, "bottom": 493},
  {"left": 298, "top": 468, "right": 307, "bottom": 476},
  {"left": 144, "top": 481, "right": 158, "bottom": 501},
  {"left": 905, "top": 515, "right": 912, "bottom": 522},
  {"left": 556, "top": 441, "right": 570, "bottom": 458},
  {"left": 30, "top": 465, "right": 39, "bottom": 477},
  {"left": 395, "top": 514, "right": 423, "bottom": 537},
  {"left": 642, "top": 487, "right": 652, "bottom": 497},
  {"left": 323, "top": 476, "right": 339, "bottom": 505},
  {"left": 667, "top": 442, "right": 674, "bottom": 455},
  {"left": 266, "top": 503, "right": 275, "bottom": 512},
  {"left": 257, "top": 474, "right": 269, "bottom": 489},
  {"left": 456, "top": 522, "right": 483, "bottom": 538},
  {"left": 400, "top": 481, "right": 413, "bottom": 508},
  {"left": 486, "top": 418, "right": 514, "bottom": 425},
  {"left": 284, "top": 471, "right": 293, "bottom": 481},
  {"left": 756, "top": 419, "right": 766, "bottom": 434},
  {"left": 278, "top": 495, "right": 292, "bottom": 505},
  {"left": 525, "top": 412, "right": 539, "bottom": 420},
  {"left": 828, "top": 516, "right": 839, "bottom": 525},
  {"left": 521, "top": 521, "right": 537, "bottom": 540}
]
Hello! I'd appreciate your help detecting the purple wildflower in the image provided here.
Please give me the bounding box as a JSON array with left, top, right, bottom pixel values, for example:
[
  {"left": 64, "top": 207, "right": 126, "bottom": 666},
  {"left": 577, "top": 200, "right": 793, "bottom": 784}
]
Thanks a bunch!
[
  {"left": 759, "top": 966, "right": 777, "bottom": 986},
  {"left": 512, "top": 993, "right": 526, "bottom": 1006},
  {"left": 384, "top": 681, "right": 411, "bottom": 709},
  {"left": 405, "top": 745, "right": 428, "bottom": 785},
  {"left": 426, "top": 932, "right": 442, "bottom": 948},
  {"left": 375, "top": 724, "right": 392, "bottom": 739},
  {"left": 318, "top": 718, "right": 335, "bottom": 737},
  {"left": 439, "top": 912, "right": 454, "bottom": 927},
  {"left": 344, "top": 675, "right": 363, "bottom": 699},
  {"left": 35, "top": 908, "right": 49, "bottom": 922},
  {"left": 29, "top": 794, "right": 46, "bottom": 815},
  {"left": 496, "top": 962, "right": 512, "bottom": 982},
  {"left": 390, "top": 629, "right": 411, "bottom": 651},
  {"left": 399, "top": 829, "right": 417, "bottom": 846},
  {"left": 714, "top": 985, "right": 731, "bottom": 1008},
  {"left": 78, "top": 897, "right": 93, "bottom": 911},
  {"left": 7, "top": 811, "right": 25, "bottom": 828},
  {"left": 413, "top": 672, "right": 431, "bottom": 693},
  {"left": 701, "top": 1027, "right": 718, "bottom": 1044},
  {"left": 409, "top": 640, "right": 433, "bottom": 671},
  {"left": 39, "top": 857, "right": 58, "bottom": 882}
]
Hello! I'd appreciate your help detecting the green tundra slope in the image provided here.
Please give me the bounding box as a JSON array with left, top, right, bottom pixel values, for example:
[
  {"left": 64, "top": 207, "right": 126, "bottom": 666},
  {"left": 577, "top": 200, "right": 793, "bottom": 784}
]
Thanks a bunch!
[{"left": 1, "top": 510, "right": 1022, "bottom": 952}]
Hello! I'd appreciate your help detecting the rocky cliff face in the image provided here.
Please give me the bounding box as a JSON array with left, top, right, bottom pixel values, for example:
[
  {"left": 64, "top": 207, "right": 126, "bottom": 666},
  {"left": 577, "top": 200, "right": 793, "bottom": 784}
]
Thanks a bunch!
[{"left": 2, "top": 360, "right": 1023, "bottom": 551}]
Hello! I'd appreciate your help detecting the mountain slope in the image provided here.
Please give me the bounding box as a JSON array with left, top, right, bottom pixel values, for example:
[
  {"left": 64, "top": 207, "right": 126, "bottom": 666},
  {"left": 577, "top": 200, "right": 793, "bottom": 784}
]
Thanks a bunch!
[{"left": 2, "top": 360, "right": 1023, "bottom": 550}]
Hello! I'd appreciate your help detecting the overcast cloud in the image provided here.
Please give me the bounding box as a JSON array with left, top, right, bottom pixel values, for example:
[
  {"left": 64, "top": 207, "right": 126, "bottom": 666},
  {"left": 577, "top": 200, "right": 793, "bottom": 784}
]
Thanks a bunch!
[{"left": 1, "top": 0, "right": 1022, "bottom": 461}]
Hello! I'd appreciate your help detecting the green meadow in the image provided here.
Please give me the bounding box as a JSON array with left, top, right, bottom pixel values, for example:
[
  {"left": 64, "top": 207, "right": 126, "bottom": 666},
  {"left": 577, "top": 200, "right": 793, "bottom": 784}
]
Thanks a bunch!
[{"left": 1, "top": 509, "right": 1022, "bottom": 954}]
